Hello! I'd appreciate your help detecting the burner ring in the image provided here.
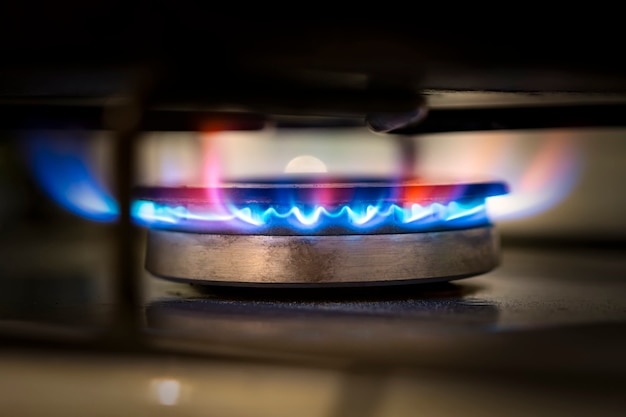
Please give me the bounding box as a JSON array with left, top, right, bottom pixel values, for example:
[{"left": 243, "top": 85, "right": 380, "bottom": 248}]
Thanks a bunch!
[
  {"left": 145, "top": 226, "right": 499, "bottom": 286},
  {"left": 132, "top": 179, "right": 508, "bottom": 235}
]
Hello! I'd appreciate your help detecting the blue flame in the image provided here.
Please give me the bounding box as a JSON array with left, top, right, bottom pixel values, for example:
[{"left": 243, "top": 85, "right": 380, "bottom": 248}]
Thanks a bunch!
[
  {"left": 131, "top": 199, "right": 489, "bottom": 234},
  {"left": 23, "top": 133, "right": 119, "bottom": 222},
  {"left": 22, "top": 133, "right": 500, "bottom": 233}
]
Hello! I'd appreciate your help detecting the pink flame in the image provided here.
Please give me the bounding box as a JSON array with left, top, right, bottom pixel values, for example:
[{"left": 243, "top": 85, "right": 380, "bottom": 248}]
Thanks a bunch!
[
  {"left": 200, "top": 131, "right": 230, "bottom": 216},
  {"left": 416, "top": 130, "right": 582, "bottom": 222},
  {"left": 485, "top": 132, "right": 581, "bottom": 220}
]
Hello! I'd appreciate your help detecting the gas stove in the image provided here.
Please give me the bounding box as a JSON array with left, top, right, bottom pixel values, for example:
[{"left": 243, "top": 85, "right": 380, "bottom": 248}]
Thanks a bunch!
[
  {"left": 134, "top": 179, "right": 507, "bottom": 285},
  {"left": 1, "top": 6, "right": 626, "bottom": 416}
]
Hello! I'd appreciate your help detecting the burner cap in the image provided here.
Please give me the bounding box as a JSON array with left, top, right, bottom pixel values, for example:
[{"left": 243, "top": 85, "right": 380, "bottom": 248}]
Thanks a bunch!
[{"left": 133, "top": 178, "right": 507, "bottom": 206}]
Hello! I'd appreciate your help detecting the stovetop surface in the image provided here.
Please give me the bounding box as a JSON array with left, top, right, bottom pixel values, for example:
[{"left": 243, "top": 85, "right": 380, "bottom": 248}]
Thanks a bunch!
[
  {"left": 1, "top": 226, "right": 625, "bottom": 416},
  {"left": 144, "top": 243, "right": 626, "bottom": 370}
]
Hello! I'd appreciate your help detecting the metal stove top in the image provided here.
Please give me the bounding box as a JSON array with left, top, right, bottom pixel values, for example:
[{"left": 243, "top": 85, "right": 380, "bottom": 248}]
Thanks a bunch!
[{"left": 1, "top": 224, "right": 625, "bottom": 415}]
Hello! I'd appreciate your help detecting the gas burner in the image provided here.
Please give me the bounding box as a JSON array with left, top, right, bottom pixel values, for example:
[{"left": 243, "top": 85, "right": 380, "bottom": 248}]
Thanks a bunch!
[{"left": 134, "top": 178, "right": 508, "bottom": 286}]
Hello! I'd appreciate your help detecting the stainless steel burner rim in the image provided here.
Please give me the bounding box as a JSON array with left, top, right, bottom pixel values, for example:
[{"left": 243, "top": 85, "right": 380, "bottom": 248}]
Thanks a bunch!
[{"left": 145, "top": 227, "right": 499, "bottom": 286}]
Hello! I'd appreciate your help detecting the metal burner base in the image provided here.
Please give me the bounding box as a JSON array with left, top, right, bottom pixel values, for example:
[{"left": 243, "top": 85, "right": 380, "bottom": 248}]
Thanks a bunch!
[{"left": 145, "top": 227, "right": 500, "bottom": 287}]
